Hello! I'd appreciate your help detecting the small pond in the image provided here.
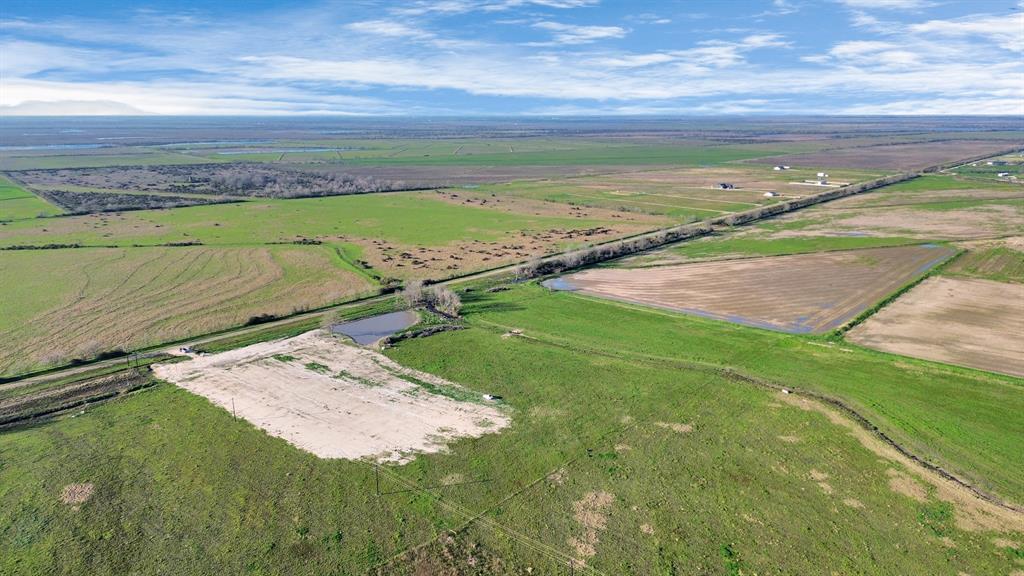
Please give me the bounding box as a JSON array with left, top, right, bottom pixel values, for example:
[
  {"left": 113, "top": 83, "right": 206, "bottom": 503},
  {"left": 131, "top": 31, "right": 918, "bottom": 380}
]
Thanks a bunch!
[
  {"left": 541, "top": 277, "right": 581, "bottom": 291},
  {"left": 330, "top": 310, "right": 419, "bottom": 345}
]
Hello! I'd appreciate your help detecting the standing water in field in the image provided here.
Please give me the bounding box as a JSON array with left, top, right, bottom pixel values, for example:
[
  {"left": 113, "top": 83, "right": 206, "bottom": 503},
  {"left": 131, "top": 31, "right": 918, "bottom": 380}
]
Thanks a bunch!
[{"left": 330, "top": 310, "right": 419, "bottom": 344}]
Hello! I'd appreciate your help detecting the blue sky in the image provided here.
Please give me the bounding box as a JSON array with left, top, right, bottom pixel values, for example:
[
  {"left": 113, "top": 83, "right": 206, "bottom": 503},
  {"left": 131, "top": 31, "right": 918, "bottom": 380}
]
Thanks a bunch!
[{"left": 1, "top": 0, "right": 1022, "bottom": 115}]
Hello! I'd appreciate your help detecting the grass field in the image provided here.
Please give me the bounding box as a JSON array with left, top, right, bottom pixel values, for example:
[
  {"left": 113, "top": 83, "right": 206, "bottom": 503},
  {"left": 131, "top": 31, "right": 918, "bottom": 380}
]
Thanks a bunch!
[
  {"left": 463, "top": 165, "right": 882, "bottom": 220},
  {"left": 3, "top": 127, "right": 1023, "bottom": 574},
  {"left": 0, "top": 192, "right": 639, "bottom": 248},
  {"left": 0, "top": 245, "right": 375, "bottom": 377},
  {"left": 653, "top": 234, "right": 925, "bottom": 261},
  {"left": 0, "top": 176, "right": 61, "bottom": 220},
  {"left": 873, "top": 174, "right": 1021, "bottom": 193},
  {"left": 0, "top": 282, "right": 1020, "bottom": 574},
  {"left": 758, "top": 193, "right": 1023, "bottom": 240},
  {"left": 0, "top": 151, "right": 220, "bottom": 170},
  {"left": 189, "top": 139, "right": 797, "bottom": 167},
  {"left": 944, "top": 244, "right": 1024, "bottom": 283},
  {"left": 0, "top": 139, "right": 797, "bottom": 171},
  {"left": 0, "top": 188, "right": 662, "bottom": 376}
]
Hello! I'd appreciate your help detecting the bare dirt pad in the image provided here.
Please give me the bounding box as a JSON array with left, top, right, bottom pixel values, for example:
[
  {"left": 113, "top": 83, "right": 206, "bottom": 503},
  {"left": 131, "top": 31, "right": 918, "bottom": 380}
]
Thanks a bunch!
[
  {"left": 554, "top": 245, "right": 956, "bottom": 333},
  {"left": 60, "top": 483, "right": 94, "bottom": 506},
  {"left": 847, "top": 277, "right": 1024, "bottom": 377},
  {"left": 153, "top": 331, "right": 509, "bottom": 462}
]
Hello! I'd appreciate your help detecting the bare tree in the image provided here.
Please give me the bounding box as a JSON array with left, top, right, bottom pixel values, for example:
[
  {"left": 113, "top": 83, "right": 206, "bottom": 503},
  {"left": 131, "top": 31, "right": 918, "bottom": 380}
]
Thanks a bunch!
[
  {"left": 429, "top": 286, "right": 462, "bottom": 317},
  {"left": 402, "top": 280, "right": 425, "bottom": 307},
  {"left": 516, "top": 257, "right": 543, "bottom": 281}
]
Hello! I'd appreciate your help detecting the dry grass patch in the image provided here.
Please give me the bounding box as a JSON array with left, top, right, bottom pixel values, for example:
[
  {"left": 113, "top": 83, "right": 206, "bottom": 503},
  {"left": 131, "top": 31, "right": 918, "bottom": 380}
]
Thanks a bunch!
[
  {"left": 655, "top": 421, "right": 693, "bottom": 433},
  {"left": 568, "top": 491, "right": 615, "bottom": 563},
  {"left": 60, "top": 483, "right": 94, "bottom": 506}
]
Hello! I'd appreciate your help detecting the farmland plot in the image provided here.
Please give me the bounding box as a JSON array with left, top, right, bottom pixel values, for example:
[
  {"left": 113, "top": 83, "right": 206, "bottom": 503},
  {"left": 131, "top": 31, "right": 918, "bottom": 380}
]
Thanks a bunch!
[
  {"left": 761, "top": 197, "right": 1023, "bottom": 240},
  {"left": 847, "top": 276, "right": 1024, "bottom": 377},
  {"left": 0, "top": 245, "right": 373, "bottom": 376},
  {"left": 754, "top": 140, "right": 1018, "bottom": 171},
  {"left": 0, "top": 176, "right": 61, "bottom": 220},
  {"left": 548, "top": 244, "right": 957, "bottom": 333}
]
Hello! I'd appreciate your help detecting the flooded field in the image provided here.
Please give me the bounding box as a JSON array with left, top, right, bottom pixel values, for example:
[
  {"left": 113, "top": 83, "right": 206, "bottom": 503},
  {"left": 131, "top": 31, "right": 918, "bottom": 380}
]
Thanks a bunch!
[
  {"left": 546, "top": 244, "right": 957, "bottom": 334},
  {"left": 331, "top": 310, "right": 418, "bottom": 344}
]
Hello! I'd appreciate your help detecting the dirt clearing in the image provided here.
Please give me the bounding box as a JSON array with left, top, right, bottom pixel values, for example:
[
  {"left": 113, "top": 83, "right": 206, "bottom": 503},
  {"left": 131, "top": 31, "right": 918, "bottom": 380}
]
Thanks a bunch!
[
  {"left": 60, "top": 483, "right": 95, "bottom": 506},
  {"left": 550, "top": 245, "right": 956, "bottom": 333},
  {"left": 153, "top": 331, "right": 509, "bottom": 463},
  {"left": 847, "top": 276, "right": 1024, "bottom": 377},
  {"left": 569, "top": 491, "right": 615, "bottom": 563}
]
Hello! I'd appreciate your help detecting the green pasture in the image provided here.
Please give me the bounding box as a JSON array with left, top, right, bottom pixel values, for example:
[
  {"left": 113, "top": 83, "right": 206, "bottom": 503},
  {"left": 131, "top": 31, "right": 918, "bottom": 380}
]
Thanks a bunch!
[
  {"left": 0, "top": 281, "right": 1020, "bottom": 574},
  {"left": 0, "top": 176, "right": 62, "bottom": 220},
  {"left": 875, "top": 174, "right": 1021, "bottom": 193},
  {"left": 943, "top": 245, "right": 1024, "bottom": 283},
  {"left": 459, "top": 284, "right": 1024, "bottom": 504},
  {"left": 0, "top": 151, "right": 219, "bottom": 171},
  {"left": 651, "top": 234, "right": 927, "bottom": 261},
  {"left": 0, "top": 191, "right": 624, "bottom": 248}
]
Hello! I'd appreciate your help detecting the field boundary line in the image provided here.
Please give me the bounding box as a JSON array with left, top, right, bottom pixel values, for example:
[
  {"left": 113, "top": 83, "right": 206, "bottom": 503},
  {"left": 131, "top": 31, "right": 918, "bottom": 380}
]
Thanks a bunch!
[{"left": 831, "top": 247, "right": 965, "bottom": 339}]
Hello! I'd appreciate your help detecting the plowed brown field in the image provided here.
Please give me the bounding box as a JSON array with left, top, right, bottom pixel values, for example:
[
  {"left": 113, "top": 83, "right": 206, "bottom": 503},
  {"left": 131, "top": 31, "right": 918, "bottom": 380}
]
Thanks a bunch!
[
  {"left": 550, "top": 244, "right": 957, "bottom": 333},
  {"left": 847, "top": 276, "right": 1024, "bottom": 377}
]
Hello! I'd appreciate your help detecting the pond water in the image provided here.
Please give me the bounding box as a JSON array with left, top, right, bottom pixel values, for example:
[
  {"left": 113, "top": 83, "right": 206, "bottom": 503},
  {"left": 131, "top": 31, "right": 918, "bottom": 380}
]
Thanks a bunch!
[
  {"left": 330, "top": 310, "right": 419, "bottom": 345},
  {"left": 541, "top": 277, "right": 580, "bottom": 291}
]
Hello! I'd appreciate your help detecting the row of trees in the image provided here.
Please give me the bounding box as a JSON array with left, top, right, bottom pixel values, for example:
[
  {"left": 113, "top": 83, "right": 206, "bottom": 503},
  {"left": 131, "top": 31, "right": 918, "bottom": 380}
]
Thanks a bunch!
[
  {"left": 717, "top": 172, "right": 915, "bottom": 227},
  {"left": 401, "top": 280, "right": 463, "bottom": 318},
  {"left": 513, "top": 222, "right": 713, "bottom": 280},
  {"left": 393, "top": 172, "right": 921, "bottom": 320},
  {"left": 206, "top": 168, "right": 406, "bottom": 198},
  {"left": 510, "top": 172, "right": 919, "bottom": 281}
]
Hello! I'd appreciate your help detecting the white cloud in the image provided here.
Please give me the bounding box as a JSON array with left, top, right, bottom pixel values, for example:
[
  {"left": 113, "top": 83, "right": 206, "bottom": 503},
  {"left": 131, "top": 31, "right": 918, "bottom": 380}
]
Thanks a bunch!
[
  {"left": 841, "top": 97, "right": 1024, "bottom": 115},
  {"left": 1, "top": 2, "right": 1020, "bottom": 116},
  {"left": 346, "top": 20, "right": 430, "bottom": 38},
  {"left": 910, "top": 13, "right": 1024, "bottom": 52},
  {"left": 1, "top": 77, "right": 396, "bottom": 115},
  {"left": 530, "top": 21, "right": 627, "bottom": 44},
  {"left": 392, "top": 0, "right": 598, "bottom": 16},
  {"left": 0, "top": 100, "right": 150, "bottom": 115},
  {"left": 0, "top": 40, "right": 103, "bottom": 75},
  {"left": 836, "top": 0, "right": 932, "bottom": 9},
  {"left": 587, "top": 53, "right": 677, "bottom": 68}
]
